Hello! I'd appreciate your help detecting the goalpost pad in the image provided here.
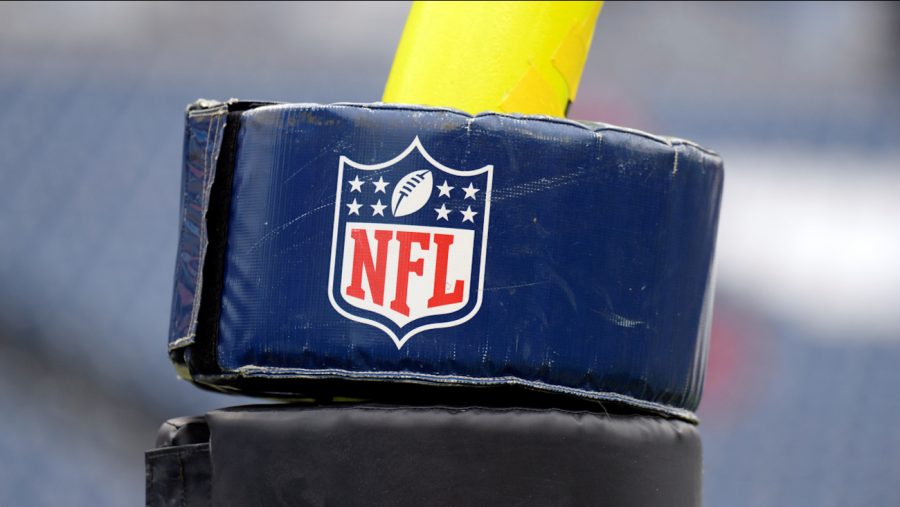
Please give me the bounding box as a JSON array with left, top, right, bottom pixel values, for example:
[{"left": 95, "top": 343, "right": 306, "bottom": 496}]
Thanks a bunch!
[{"left": 168, "top": 100, "right": 723, "bottom": 421}]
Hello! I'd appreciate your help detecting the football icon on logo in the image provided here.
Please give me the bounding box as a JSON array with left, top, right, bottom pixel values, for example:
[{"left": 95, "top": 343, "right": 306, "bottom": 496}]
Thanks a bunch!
[{"left": 391, "top": 169, "right": 433, "bottom": 217}]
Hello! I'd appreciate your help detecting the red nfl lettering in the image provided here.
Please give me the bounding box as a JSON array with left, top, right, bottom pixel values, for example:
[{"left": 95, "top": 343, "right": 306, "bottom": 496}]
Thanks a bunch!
[
  {"left": 345, "top": 229, "right": 392, "bottom": 305},
  {"left": 389, "top": 231, "right": 430, "bottom": 317},
  {"left": 345, "top": 228, "right": 466, "bottom": 318},
  {"left": 428, "top": 234, "right": 464, "bottom": 308}
]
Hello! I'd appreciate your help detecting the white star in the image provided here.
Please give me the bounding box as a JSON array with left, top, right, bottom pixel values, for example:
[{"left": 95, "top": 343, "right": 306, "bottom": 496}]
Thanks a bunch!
[
  {"left": 346, "top": 198, "right": 362, "bottom": 216},
  {"left": 434, "top": 203, "right": 451, "bottom": 221},
  {"left": 370, "top": 199, "right": 387, "bottom": 217},
  {"left": 462, "top": 182, "right": 480, "bottom": 200},
  {"left": 372, "top": 176, "right": 389, "bottom": 193},
  {"left": 436, "top": 180, "right": 454, "bottom": 198},
  {"left": 348, "top": 176, "right": 364, "bottom": 192},
  {"left": 460, "top": 205, "right": 478, "bottom": 223}
]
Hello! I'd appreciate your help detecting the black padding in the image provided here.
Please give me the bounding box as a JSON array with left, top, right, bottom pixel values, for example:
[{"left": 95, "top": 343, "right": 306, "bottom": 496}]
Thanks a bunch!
[
  {"left": 147, "top": 404, "right": 701, "bottom": 507},
  {"left": 145, "top": 443, "right": 211, "bottom": 507},
  {"left": 155, "top": 416, "right": 209, "bottom": 448}
]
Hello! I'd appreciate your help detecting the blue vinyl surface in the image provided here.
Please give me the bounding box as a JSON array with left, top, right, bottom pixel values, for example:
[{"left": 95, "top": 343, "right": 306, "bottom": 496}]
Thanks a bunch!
[
  {"left": 170, "top": 103, "right": 228, "bottom": 348},
  {"left": 170, "top": 102, "right": 723, "bottom": 419}
]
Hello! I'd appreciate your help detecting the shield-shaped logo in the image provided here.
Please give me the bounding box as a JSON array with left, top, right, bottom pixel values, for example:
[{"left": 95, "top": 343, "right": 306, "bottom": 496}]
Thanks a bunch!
[{"left": 328, "top": 137, "right": 493, "bottom": 348}]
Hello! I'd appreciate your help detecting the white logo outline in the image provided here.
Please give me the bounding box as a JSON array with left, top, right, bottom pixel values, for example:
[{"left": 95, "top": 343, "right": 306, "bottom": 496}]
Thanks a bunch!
[{"left": 327, "top": 136, "right": 493, "bottom": 349}]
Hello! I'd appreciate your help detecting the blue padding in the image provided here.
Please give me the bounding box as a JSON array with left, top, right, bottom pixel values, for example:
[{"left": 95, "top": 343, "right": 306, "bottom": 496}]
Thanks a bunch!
[
  {"left": 170, "top": 102, "right": 723, "bottom": 420},
  {"left": 169, "top": 102, "right": 228, "bottom": 349}
]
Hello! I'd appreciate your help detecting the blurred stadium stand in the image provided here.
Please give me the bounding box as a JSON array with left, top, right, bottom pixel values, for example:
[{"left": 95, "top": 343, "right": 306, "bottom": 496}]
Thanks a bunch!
[{"left": 0, "top": 2, "right": 897, "bottom": 505}]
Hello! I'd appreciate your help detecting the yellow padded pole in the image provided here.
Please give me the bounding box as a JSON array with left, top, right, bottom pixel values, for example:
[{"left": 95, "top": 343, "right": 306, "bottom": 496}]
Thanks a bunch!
[{"left": 383, "top": 1, "right": 603, "bottom": 117}]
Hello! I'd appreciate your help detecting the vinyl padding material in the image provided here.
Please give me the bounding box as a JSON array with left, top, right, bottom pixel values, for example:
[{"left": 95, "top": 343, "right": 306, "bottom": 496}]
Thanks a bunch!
[{"left": 147, "top": 404, "right": 701, "bottom": 507}]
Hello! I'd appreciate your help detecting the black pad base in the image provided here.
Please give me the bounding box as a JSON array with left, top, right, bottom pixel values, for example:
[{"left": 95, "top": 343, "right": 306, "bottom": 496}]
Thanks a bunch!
[{"left": 147, "top": 404, "right": 701, "bottom": 507}]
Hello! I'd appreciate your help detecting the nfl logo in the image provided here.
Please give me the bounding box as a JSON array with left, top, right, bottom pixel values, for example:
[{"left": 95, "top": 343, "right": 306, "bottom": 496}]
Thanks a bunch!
[{"left": 328, "top": 137, "right": 493, "bottom": 348}]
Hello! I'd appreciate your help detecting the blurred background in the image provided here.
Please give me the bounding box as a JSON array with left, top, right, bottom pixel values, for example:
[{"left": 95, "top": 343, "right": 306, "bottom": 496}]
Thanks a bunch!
[{"left": 0, "top": 2, "right": 898, "bottom": 505}]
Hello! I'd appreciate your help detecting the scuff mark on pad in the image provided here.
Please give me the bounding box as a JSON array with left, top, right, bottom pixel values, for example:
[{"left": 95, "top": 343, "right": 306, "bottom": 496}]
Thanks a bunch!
[
  {"left": 482, "top": 280, "right": 551, "bottom": 292},
  {"left": 672, "top": 146, "right": 680, "bottom": 176},
  {"left": 492, "top": 168, "right": 589, "bottom": 202},
  {"left": 283, "top": 147, "right": 335, "bottom": 184},
  {"left": 592, "top": 307, "right": 648, "bottom": 330},
  {"left": 248, "top": 200, "right": 333, "bottom": 252}
]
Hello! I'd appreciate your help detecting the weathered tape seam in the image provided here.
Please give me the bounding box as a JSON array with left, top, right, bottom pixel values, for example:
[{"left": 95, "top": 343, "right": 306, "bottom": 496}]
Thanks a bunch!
[{"left": 230, "top": 365, "right": 699, "bottom": 424}]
